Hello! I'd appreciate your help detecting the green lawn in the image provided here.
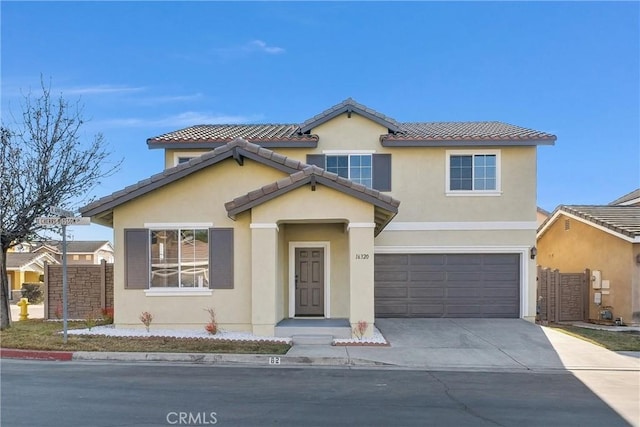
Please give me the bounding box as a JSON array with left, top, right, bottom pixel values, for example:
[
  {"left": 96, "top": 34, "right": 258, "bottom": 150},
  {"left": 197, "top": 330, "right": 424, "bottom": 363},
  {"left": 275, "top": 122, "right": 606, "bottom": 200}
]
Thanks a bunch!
[
  {"left": 0, "top": 320, "right": 291, "bottom": 354},
  {"left": 550, "top": 324, "right": 640, "bottom": 351}
]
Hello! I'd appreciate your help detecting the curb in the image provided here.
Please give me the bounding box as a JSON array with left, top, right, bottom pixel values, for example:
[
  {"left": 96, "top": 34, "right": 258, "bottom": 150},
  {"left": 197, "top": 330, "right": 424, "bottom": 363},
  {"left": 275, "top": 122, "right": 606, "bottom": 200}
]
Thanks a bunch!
[
  {"left": 1, "top": 348, "right": 391, "bottom": 368},
  {"left": 1, "top": 348, "right": 73, "bottom": 361}
]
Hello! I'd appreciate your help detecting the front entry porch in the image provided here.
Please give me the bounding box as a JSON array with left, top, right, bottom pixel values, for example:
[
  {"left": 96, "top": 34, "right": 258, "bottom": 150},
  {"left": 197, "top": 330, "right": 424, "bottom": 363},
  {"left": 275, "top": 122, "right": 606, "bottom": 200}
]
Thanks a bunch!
[{"left": 275, "top": 318, "right": 352, "bottom": 344}]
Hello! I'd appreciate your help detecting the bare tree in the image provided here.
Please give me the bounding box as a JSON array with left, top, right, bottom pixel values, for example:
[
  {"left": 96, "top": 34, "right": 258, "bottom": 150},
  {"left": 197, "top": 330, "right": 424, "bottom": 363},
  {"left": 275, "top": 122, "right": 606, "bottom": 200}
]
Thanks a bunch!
[{"left": 0, "top": 79, "right": 120, "bottom": 329}]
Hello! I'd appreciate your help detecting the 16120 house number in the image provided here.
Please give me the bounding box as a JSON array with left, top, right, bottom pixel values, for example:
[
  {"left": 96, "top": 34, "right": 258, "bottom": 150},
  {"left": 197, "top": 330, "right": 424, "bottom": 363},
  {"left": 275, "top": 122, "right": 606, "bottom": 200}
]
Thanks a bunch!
[{"left": 355, "top": 253, "right": 370, "bottom": 260}]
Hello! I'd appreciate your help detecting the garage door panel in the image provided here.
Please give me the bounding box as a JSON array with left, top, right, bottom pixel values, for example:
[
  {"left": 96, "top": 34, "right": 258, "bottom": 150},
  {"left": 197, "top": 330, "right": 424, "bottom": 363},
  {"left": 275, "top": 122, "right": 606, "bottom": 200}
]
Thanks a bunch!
[
  {"left": 409, "top": 304, "right": 445, "bottom": 316},
  {"left": 409, "top": 254, "right": 445, "bottom": 265},
  {"left": 375, "top": 271, "right": 408, "bottom": 282},
  {"left": 409, "top": 287, "right": 445, "bottom": 298},
  {"left": 375, "top": 253, "right": 519, "bottom": 318},
  {"left": 410, "top": 271, "right": 446, "bottom": 281},
  {"left": 375, "top": 287, "right": 408, "bottom": 298}
]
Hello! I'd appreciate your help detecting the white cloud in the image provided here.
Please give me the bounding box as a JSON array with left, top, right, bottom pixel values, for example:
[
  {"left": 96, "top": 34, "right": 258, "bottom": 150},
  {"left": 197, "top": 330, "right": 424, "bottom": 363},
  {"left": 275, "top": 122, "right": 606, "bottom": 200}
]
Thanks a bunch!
[
  {"left": 135, "top": 93, "right": 204, "bottom": 105},
  {"left": 62, "top": 84, "right": 146, "bottom": 96},
  {"left": 98, "top": 111, "right": 264, "bottom": 129},
  {"left": 246, "top": 40, "right": 285, "bottom": 55}
]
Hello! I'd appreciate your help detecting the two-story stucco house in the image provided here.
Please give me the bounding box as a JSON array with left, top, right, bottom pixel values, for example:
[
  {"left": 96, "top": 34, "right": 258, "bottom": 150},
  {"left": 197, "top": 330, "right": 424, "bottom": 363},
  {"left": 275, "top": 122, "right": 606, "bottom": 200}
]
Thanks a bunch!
[{"left": 80, "top": 98, "right": 556, "bottom": 337}]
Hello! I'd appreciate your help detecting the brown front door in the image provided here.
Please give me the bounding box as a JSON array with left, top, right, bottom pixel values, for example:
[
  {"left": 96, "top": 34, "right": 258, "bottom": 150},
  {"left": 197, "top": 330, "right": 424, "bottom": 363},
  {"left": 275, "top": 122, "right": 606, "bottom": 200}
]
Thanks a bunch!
[{"left": 295, "top": 247, "right": 324, "bottom": 316}]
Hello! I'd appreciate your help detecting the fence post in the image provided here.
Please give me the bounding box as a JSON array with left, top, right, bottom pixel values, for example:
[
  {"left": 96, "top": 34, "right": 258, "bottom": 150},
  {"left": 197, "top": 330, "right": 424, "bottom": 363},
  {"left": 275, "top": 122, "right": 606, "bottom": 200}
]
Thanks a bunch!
[
  {"left": 100, "top": 259, "right": 106, "bottom": 310},
  {"left": 43, "top": 262, "right": 49, "bottom": 320},
  {"left": 584, "top": 268, "right": 590, "bottom": 321}
]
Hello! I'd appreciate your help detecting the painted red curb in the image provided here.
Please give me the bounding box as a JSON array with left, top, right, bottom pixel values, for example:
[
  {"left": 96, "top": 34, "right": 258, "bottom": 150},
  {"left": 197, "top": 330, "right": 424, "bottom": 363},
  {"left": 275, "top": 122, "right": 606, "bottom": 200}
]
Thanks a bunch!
[{"left": 0, "top": 348, "right": 73, "bottom": 361}]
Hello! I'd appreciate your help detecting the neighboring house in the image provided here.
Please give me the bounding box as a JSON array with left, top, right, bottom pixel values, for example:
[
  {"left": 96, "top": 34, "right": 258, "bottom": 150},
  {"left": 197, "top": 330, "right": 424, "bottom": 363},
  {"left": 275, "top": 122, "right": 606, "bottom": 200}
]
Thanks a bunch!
[
  {"left": 537, "top": 191, "right": 640, "bottom": 325},
  {"left": 80, "top": 98, "right": 556, "bottom": 337},
  {"left": 609, "top": 188, "right": 640, "bottom": 207},
  {"left": 536, "top": 207, "right": 551, "bottom": 227},
  {"left": 6, "top": 252, "right": 59, "bottom": 301},
  {"left": 32, "top": 240, "right": 115, "bottom": 264}
]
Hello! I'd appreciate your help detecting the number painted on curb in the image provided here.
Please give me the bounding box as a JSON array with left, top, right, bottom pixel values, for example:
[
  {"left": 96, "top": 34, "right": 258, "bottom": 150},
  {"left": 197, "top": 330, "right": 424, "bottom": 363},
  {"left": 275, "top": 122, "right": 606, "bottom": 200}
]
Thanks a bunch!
[{"left": 269, "top": 356, "right": 281, "bottom": 365}]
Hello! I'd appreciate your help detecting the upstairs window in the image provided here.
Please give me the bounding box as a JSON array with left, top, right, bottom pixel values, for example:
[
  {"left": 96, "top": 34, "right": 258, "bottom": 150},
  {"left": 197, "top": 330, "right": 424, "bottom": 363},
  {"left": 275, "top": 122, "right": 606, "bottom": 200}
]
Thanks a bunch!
[
  {"left": 326, "top": 154, "right": 372, "bottom": 188},
  {"left": 446, "top": 150, "right": 500, "bottom": 194},
  {"left": 306, "top": 153, "right": 391, "bottom": 191}
]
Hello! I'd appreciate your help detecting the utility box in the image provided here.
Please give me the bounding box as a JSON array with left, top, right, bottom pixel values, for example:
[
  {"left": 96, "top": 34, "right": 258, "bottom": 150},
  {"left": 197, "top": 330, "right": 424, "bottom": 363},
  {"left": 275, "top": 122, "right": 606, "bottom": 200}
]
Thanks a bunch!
[
  {"left": 592, "top": 270, "right": 602, "bottom": 289},
  {"left": 601, "top": 279, "right": 610, "bottom": 289},
  {"left": 594, "top": 292, "right": 602, "bottom": 305}
]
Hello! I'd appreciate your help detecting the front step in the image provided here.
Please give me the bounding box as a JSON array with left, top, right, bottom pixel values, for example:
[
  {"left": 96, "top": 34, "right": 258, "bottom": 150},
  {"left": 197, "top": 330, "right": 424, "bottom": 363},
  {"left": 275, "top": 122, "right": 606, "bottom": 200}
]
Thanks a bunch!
[
  {"left": 291, "top": 334, "right": 334, "bottom": 345},
  {"left": 275, "top": 318, "right": 352, "bottom": 341}
]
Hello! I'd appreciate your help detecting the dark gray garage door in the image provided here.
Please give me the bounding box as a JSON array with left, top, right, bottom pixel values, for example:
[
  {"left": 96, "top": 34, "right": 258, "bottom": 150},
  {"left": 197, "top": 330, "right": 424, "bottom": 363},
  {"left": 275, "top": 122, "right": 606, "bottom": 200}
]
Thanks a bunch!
[{"left": 375, "top": 253, "right": 520, "bottom": 318}]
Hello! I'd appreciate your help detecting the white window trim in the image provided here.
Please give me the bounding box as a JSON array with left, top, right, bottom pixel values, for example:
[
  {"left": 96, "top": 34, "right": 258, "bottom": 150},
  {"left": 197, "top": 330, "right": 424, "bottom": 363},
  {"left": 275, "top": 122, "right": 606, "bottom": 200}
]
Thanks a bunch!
[
  {"left": 145, "top": 288, "right": 213, "bottom": 297},
  {"left": 445, "top": 149, "right": 501, "bottom": 196},
  {"left": 146, "top": 224, "right": 212, "bottom": 291},
  {"left": 322, "top": 150, "right": 376, "bottom": 154},
  {"left": 288, "top": 241, "right": 331, "bottom": 319},
  {"left": 323, "top": 152, "right": 374, "bottom": 187}
]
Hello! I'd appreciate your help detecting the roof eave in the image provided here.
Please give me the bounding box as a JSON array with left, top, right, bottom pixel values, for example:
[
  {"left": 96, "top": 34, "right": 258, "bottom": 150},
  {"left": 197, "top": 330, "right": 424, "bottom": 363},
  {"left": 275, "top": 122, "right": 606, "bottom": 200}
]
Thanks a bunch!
[
  {"left": 146, "top": 140, "right": 318, "bottom": 150},
  {"left": 381, "top": 137, "right": 557, "bottom": 147}
]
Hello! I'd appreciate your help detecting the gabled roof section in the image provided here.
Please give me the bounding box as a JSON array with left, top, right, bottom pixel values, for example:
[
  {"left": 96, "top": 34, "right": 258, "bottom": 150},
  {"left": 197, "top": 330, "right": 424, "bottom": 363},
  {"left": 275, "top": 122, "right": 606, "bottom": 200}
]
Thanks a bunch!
[
  {"left": 538, "top": 205, "right": 640, "bottom": 243},
  {"left": 146, "top": 98, "right": 556, "bottom": 149},
  {"left": 298, "top": 98, "right": 401, "bottom": 134},
  {"left": 225, "top": 165, "right": 400, "bottom": 236},
  {"left": 382, "top": 122, "right": 557, "bottom": 146},
  {"left": 33, "top": 240, "right": 112, "bottom": 254},
  {"left": 609, "top": 188, "right": 640, "bottom": 206},
  {"left": 80, "top": 138, "right": 307, "bottom": 223},
  {"left": 147, "top": 124, "right": 318, "bottom": 149},
  {"left": 6, "top": 252, "right": 59, "bottom": 270}
]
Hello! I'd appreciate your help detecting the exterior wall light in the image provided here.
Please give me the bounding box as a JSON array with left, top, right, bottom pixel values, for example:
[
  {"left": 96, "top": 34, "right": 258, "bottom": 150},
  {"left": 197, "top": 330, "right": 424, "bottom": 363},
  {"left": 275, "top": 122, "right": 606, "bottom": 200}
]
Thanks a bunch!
[{"left": 530, "top": 246, "right": 537, "bottom": 260}]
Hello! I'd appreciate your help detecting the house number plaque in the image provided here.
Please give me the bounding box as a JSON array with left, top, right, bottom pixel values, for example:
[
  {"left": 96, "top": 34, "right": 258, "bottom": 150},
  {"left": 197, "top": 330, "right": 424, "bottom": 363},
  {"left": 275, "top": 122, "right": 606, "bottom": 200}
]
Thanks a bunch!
[{"left": 355, "top": 253, "right": 370, "bottom": 260}]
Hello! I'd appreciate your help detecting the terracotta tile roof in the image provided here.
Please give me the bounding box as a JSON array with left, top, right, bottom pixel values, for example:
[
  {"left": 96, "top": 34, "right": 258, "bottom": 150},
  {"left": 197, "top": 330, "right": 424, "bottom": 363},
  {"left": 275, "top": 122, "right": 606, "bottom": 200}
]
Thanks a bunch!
[
  {"left": 609, "top": 188, "right": 640, "bottom": 206},
  {"left": 385, "top": 121, "right": 557, "bottom": 142},
  {"left": 225, "top": 165, "right": 400, "bottom": 236},
  {"left": 148, "top": 124, "right": 317, "bottom": 144},
  {"left": 147, "top": 98, "right": 556, "bottom": 147},
  {"left": 552, "top": 205, "right": 640, "bottom": 239}
]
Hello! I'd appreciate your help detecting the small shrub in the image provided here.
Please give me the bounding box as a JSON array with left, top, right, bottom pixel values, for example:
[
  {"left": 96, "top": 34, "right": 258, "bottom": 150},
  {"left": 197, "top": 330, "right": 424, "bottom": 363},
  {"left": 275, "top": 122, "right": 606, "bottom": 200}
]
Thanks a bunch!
[
  {"left": 21, "top": 283, "right": 44, "bottom": 304},
  {"left": 84, "top": 310, "right": 99, "bottom": 331},
  {"left": 353, "top": 320, "right": 368, "bottom": 340},
  {"left": 204, "top": 307, "right": 218, "bottom": 335},
  {"left": 139, "top": 311, "right": 153, "bottom": 332}
]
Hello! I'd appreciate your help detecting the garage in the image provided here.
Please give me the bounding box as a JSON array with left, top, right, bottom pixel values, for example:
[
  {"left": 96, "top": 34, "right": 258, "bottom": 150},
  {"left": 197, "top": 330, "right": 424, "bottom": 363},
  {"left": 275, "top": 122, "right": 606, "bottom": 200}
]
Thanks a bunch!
[{"left": 374, "top": 253, "right": 520, "bottom": 318}]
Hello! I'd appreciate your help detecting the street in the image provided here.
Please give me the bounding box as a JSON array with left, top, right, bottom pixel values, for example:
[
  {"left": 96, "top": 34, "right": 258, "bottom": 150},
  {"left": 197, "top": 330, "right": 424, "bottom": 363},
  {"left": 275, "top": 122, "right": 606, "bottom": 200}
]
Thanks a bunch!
[{"left": 0, "top": 359, "right": 632, "bottom": 427}]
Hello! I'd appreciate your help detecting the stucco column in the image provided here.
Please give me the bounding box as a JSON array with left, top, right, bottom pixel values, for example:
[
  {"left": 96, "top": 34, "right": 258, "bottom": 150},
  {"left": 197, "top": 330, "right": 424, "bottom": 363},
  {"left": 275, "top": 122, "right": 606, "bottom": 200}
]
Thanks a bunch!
[
  {"left": 348, "top": 223, "right": 375, "bottom": 338},
  {"left": 251, "top": 224, "right": 278, "bottom": 336}
]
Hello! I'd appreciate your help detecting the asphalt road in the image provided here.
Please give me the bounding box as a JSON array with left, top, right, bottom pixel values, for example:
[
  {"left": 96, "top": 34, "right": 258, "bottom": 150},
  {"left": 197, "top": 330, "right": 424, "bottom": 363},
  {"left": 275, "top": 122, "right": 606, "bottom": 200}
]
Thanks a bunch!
[{"left": 0, "top": 359, "right": 632, "bottom": 427}]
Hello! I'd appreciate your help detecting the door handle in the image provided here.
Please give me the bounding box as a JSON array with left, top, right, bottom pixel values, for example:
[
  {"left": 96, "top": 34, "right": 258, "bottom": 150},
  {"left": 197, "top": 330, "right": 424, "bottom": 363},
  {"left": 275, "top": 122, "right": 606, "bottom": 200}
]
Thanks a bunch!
[{"left": 295, "top": 275, "right": 299, "bottom": 289}]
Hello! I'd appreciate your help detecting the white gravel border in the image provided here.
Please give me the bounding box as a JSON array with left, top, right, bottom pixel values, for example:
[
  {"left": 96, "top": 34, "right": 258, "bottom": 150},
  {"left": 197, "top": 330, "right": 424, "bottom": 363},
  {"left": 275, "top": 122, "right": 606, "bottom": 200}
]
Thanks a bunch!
[{"left": 66, "top": 325, "right": 388, "bottom": 346}]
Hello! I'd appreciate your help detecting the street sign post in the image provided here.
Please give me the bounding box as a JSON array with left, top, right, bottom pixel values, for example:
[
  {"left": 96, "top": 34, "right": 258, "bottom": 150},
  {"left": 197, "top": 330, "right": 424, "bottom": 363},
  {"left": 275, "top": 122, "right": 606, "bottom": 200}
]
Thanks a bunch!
[{"left": 36, "top": 212, "right": 91, "bottom": 343}]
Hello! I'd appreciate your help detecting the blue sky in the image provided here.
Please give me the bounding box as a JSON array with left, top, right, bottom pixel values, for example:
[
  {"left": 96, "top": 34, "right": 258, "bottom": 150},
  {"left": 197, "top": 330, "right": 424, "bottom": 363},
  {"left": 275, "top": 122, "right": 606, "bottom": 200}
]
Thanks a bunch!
[{"left": 2, "top": 1, "right": 639, "bottom": 242}]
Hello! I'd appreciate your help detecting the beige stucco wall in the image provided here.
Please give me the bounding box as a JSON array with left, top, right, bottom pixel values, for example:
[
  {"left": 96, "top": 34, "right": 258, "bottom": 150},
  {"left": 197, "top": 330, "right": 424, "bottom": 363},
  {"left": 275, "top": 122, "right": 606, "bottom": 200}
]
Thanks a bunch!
[
  {"left": 111, "top": 158, "right": 288, "bottom": 331},
  {"left": 537, "top": 214, "right": 639, "bottom": 325}
]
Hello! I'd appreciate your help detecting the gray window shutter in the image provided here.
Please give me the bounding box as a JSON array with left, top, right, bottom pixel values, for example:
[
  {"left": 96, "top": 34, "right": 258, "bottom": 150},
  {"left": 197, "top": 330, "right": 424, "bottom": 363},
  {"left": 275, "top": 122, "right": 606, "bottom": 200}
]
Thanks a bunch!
[
  {"left": 372, "top": 153, "right": 392, "bottom": 191},
  {"left": 124, "top": 229, "right": 149, "bottom": 289},
  {"left": 209, "top": 228, "right": 234, "bottom": 289},
  {"left": 306, "top": 154, "right": 326, "bottom": 168}
]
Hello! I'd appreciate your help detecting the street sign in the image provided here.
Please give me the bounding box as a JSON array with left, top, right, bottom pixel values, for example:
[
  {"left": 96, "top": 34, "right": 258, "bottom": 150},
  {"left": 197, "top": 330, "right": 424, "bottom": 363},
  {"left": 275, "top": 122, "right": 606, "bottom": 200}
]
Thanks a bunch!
[
  {"left": 36, "top": 216, "right": 91, "bottom": 226},
  {"left": 50, "top": 206, "right": 75, "bottom": 217}
]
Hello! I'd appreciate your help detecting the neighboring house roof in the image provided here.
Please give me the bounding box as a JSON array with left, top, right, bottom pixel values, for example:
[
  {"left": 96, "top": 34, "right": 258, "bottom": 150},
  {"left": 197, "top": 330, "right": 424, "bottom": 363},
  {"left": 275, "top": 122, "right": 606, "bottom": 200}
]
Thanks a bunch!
[
  {"left": 538, "top": 205, "right": 640, "bottom": 243},
  {"left": 609, "top": 188, "right": 640, "bottom": 206},
  {"left": 147, "top": 98, "right": 556, "bottom": 149},
  {"left": 6, "top": 252, "right": 59, "bottom": 271},
  {"left": 225, "top": 165, "right": 400, "bottom": 236},
  {"left": 537, "top": 206, "right": 551, "bottom": 217},
  {"left": 32, "top": 241, "right": 113, "bottom": 254},
  {"left": 80, "top": 138, "right": 400, "bottom": 233}
]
